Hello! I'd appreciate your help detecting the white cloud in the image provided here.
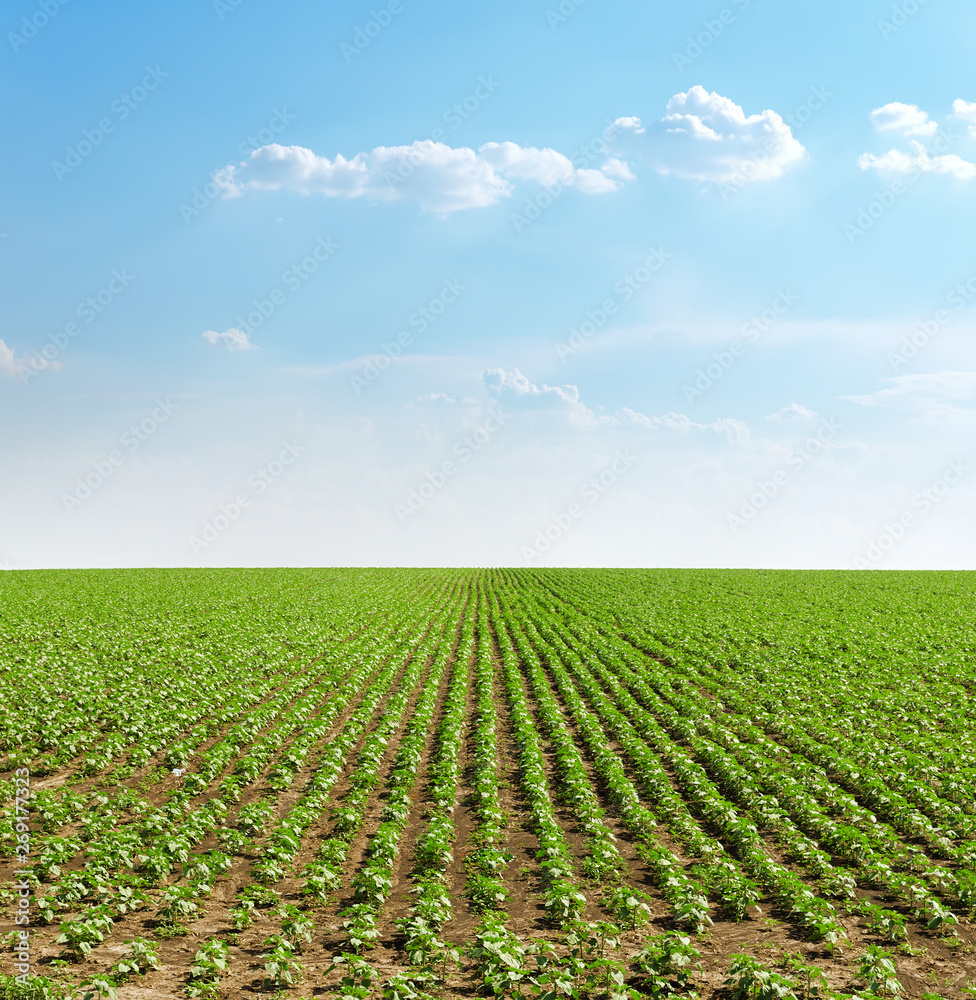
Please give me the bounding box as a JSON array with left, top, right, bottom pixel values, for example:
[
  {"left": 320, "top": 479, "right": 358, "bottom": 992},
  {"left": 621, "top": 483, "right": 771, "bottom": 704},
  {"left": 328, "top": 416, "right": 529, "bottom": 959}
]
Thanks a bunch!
[
  {"left": 613, "top": 116, "right": 644, "bottom": 134},
  {"left": 482, "top": 368, "right": 750, "bottom": 444},
  {"left": 952, "top": 99, "right": 976, "bottom": 136},
  {"left": 844, "top": 371, "right": 976, "bottom": 407},
  {"left": 484, "top": 368, "right": 581, "bottom": 406},
  {"left": 412, "top": 392, "right": 459, "bottom": 406},
  {"left": 600, "top": 157, "right": 636, "bottom": 181},
  {"left": 201, "top": 328, "right": 256, "bottom": 351},
  {"left": 611, "top": 86, "right": 806, "bottom": 184},
  {"left": 860, "top": 100, "right": 976, "bottom": 179},
  {"left": 0, "top": 340, "right": 18, "bottom": 378},
  {"left": 618, "top": 407, "right": 751, "bottom": 445},
  {"left": 766, "top": 403, "right": 819, "bottom": 422},
  {"left": 0, "top": 338, "right": 56, "bottom": 379},
  {"left": 870, "top": 102, "right": 938, "bottom": 137},
  {"left": 216, "top": 139, "right": 629, "bottom": 214},
  {"left": 858, "top": 142, "right": 976, "bottom": 180}
]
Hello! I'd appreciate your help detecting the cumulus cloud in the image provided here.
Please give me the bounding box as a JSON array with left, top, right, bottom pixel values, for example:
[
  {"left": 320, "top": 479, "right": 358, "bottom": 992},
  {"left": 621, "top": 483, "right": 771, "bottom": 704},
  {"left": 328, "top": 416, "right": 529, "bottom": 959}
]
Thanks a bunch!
[
  {"left": 844, "top": 371, "right": 976, "bottom": 407},
  {"left": 215, "top": 139, "right": 630, "bottom": 214},
  {"left": 870, "top": 102, "right": 937, "bottom": 137},
  {"left": 858, "top": 142, "right": 976, "bottom": 180},
  {"left": 860, "top": 100, "right": 976, "bottom": 179},
  {"left": 201, "top": 328, "right": 256, "bottom": 351},
  {"left": 212, "top": 94, "right": 806, "bottom": 211},
  {"left": 610, "top": 85, "right": 806, "bottom": 184},
  {"left": 952, "top": 99, "right": 976, "bottom": 136}
]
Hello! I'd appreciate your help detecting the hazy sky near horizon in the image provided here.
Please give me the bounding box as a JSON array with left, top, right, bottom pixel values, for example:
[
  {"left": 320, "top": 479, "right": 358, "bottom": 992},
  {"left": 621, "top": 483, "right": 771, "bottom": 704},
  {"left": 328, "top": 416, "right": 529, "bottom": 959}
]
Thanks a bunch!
[{"left": 3, "top": 0, "right": 975, "bottom": 570}]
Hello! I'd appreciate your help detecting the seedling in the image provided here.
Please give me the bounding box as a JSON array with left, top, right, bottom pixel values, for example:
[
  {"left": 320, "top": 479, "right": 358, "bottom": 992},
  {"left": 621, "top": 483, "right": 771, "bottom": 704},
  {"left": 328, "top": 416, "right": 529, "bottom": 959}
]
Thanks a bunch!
[
  {"left": 856, "top": 946, "right": 902, "bottom": 996},
  {"left": 187, "top": 938, "right": 230, "bottom": 998},
  {"left": 110, "top": 937, "right": 161, "bottom": 978}
]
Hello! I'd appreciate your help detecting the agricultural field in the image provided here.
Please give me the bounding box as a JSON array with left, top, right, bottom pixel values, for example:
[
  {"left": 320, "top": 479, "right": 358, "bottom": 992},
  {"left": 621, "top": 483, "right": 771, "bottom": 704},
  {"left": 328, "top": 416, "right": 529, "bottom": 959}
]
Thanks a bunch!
[{"left": 3, "top": 568, "right": 976, "bottom": 1000}]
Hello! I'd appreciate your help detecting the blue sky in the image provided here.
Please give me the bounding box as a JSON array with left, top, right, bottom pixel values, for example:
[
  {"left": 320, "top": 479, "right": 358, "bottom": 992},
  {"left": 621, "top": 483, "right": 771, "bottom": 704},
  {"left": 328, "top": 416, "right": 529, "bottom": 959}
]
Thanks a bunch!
[{"left": 3, "top": 0, "right": 975, "bottom": 569}]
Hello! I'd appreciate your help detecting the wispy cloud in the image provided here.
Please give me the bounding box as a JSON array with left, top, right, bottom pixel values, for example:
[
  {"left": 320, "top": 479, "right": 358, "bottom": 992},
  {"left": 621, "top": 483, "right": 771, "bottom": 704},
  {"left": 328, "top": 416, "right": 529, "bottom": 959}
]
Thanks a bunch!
[
  {"left": 844, "top": 370, "right": 976, "bottom": 406},
  {"left": 766, "top": 402, "right": 819, "bottom": 422},
  {"left": 201, "top": 327, "right": 256, "bottom": 351}
]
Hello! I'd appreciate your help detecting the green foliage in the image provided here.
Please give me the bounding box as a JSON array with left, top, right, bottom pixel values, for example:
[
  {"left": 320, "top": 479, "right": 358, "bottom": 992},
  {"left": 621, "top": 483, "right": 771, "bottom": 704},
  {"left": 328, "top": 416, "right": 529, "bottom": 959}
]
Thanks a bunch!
[
  {"left": 329, "top": 953, "right": 375, "bottom": 999},
  {"left": 466, "top": 915, "right": 542, "bottom": 997},
  {"left": 262, "top": 936, "right": 304, "bottom": 989},
  {"left": 604, "top": 886, "right": 653, "bottom": 930},
  {"left": 187, "top": 938, "right": 229, "bottom": 998},
  {"left": 724, "top": 954, "right": 798, "bottom": 1000},
  {"left": 109, "top": 937, "right": 160, "bottom": 978},
  {"left": 0, "top": 975, "right": 69, "bottom": 1000},
  {"left": 634, "top": 932, "right": 702, "bottom": 996},
  {"left": 856, "top": 946, "right": 902, "bottom": 996},
  {"left": 7, "top": 567, "right": 976, "bottom": 997}
]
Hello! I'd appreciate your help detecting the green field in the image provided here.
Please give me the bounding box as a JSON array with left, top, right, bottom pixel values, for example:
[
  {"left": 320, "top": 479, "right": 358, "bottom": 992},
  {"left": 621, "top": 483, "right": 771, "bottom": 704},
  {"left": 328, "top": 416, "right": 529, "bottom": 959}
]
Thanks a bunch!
[{"left": 3, "top": 568, "right": 976, "bottom": 999}]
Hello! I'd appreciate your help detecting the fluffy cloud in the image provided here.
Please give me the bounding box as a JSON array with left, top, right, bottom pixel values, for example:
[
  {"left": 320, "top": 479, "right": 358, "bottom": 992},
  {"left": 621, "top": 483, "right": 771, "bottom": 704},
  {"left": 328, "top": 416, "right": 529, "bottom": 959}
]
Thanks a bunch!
[
  {"left": 212, "top": 93, "right": 804, "bottom": 211},
  {"left": 858, "top": 143, "right": 976, "bottom": 179},
  {"left": 952, "top": 99, "right": 976, "bottom": 136},
  {"left": 215, "top": 139, "right": 630, "bottom": 214},
  {"left": 859, "top": 100, "right": 976, "bottom": 179},
  {"left": 870, "top": 102, "right": 937, "bottom": 137},
  {"left": 201, "top": 328, "right": 256, "bottom": 351},
  {"left": 611, "top": 85, "right": 806, "bottom": 184}
]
